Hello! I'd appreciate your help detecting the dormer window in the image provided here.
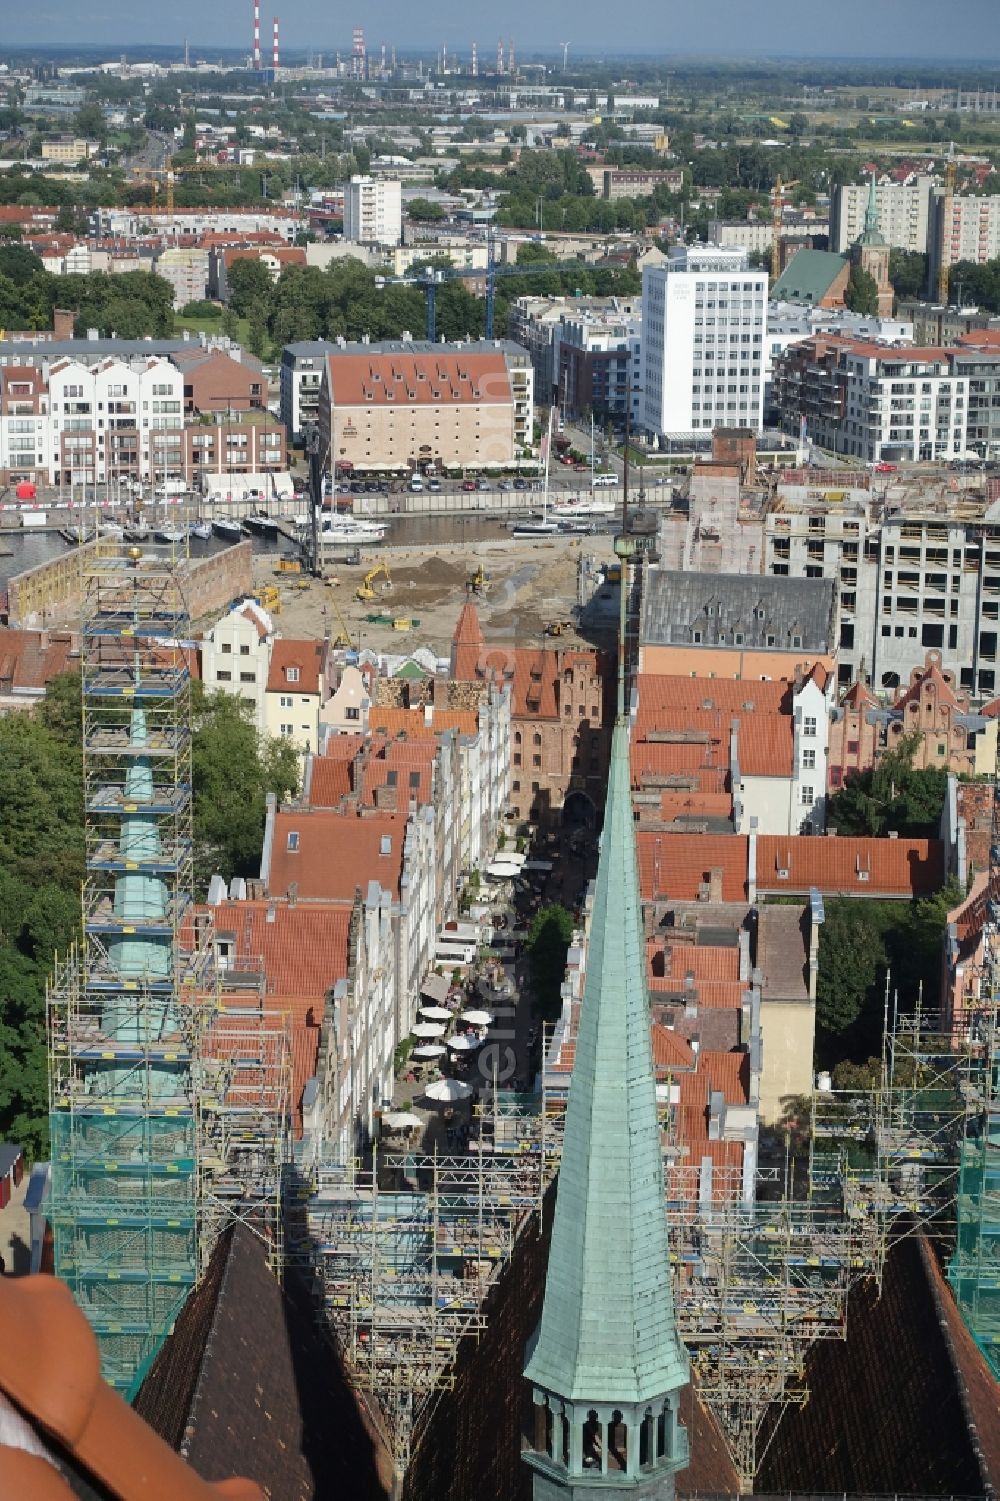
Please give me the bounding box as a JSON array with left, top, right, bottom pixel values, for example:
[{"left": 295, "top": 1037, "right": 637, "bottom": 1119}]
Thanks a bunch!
[{"left": 287, "top": 666, "right": 300, "bottom": 683}]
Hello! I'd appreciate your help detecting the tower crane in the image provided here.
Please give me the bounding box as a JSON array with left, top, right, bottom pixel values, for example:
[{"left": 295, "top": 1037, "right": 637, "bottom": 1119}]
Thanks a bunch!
[
  {"left": 770, "top": 177, "right": 800, "bottom": 283},
  {"left": 379, "top": 237, "right": 594, "bottom": 341},
  {"left": 938, "top": 144, "right": 957, "bottom": 305}
]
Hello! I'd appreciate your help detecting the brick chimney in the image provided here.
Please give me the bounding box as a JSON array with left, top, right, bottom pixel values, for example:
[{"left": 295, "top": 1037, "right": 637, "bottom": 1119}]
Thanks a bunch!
[
  {"left": 52, "top": 308, "right": 75, "bottom": 340},
  {"left": 708, "top": 866, "right": 724, "bottom": 903}
]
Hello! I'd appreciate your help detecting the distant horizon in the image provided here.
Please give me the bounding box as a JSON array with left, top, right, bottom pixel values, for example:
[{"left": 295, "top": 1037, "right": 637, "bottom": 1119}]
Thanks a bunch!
[
  {"left": 4, "top": 42, "right": 1000, "bottom": 66},
  {"left": 1, "top": 0, "right": 999, "bottom": 65}
]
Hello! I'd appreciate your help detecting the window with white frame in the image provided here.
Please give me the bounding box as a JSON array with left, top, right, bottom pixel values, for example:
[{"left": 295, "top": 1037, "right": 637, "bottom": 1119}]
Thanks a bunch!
[
  {"left": 802, "top": 748, "right": 816, "bottom": 769},
  {"left": 803, "top": 716, "right": 817, "bottom": 736},
  {"left": 801, "top": 785, "right": 815, "bottom": 806}
]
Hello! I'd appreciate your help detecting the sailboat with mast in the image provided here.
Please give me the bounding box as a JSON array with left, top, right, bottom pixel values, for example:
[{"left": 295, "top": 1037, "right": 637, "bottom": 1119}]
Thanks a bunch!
[{"left": 510, "top": 407, "right": 561, "bottom": 537}]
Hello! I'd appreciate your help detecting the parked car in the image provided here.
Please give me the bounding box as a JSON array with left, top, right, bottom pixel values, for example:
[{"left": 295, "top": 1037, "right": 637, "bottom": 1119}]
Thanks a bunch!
[
  {"left": 477, "top": 479, "right": 491, "bottom": 491},
  {"left": 513, "top": 478, "right": 529, "bottom": 490},
  {"left": 462, "top": 479, "right": 476, "bottom": 491},
  {"left": 499, "top": 480, "right": 515, "bottom": 491},
  {"left": 873, "top": 461, "right": 897, "bottom": 473},
  {"left": 428, "top": 478, "right": 442, "bottom": 491}
]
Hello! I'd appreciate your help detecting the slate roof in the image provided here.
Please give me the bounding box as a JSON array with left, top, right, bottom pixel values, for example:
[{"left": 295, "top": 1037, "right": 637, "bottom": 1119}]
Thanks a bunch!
[
  {"left": 756, "top": 1234, "right": 999, "bottom": 1498},
  {"left": 641, "top": 569, "right": 836, "bottom": 655},
  {"left": 135, "top": 1226, "right": 392, "bottom": 1500}
]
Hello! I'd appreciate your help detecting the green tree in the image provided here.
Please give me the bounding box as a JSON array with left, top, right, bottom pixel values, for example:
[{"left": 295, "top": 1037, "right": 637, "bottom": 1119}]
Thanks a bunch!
[
  {"left": 73, "top": 101, "right": 106, "bottom": 142},
  {"left": 406, "top": 197, "right": 445, "bottom": 222},
  {"left": 815, "top": 900, "right": 886, "bottom": 1040},
  {"left": 889, "top": 249, "right": 928, "bottom": 300},
  {"left": 526, "top": 903, "right": 575, "bottom": 1021},
  {"left": 191, "top": 684, "right": 299, "bottom": 888},
  {"left": 225, "top": 257, "right": 276, "bottom": 320},
  {"left": 827, "top": 732, "right": 947, "bottom": 839},
  {"left": 844, "top": 262, "right": 880, "bottom": 317}
]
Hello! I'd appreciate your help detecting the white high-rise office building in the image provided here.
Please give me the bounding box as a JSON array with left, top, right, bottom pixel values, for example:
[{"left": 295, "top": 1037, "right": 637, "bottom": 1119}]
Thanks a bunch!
[
  {"left": 640, "top": 246, "right": 768, "bottom": 439},
  {"left": 343, "top": 175, "right": 402, "bottom": 247}
]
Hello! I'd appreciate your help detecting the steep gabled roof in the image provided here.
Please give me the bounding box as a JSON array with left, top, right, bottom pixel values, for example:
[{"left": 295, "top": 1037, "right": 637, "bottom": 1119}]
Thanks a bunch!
[{"left": 135, "top": 1226, "right": 392, "bottom": 1500}]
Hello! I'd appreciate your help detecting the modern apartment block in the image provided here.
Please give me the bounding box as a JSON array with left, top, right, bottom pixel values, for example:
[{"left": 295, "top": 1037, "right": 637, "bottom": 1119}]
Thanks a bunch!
[
  {"left": 773, "top": 335, "right": 970, "bottom": 464},
  {"left": 343, "top": 175, "right": 402, "bottom": 246},
  {"left": 507, "top": 294, "right": 641, "bottom": 403},
  {"left": 640, "top": 246, "right": 768, "bottom": 440},
  {"left": 0, "top": 354, "right": 285, "bottom": 488},
  {"left": 930, "top": 192, "right": 1000, "bottom": 293},
  {"left": 279, "top": 340, "right": 336, "bottom": 441},
  {"left": 777, "top": 332, "right": 1000, "bottom": 464},
  {"left": 552, "top": 306, "right": 641, "bottom": 422},
  {"left": 830, "top": 177, "right": 935, "bottom": 254}
]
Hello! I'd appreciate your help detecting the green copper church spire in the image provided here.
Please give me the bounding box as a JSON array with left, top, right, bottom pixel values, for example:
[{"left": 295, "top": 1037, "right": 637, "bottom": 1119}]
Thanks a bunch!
[
  {"left": 523, "top": 569, "right": 689, "bottom": 1491},
  {"left": 859, "top": 172, "right": 886, "bottom": 246}
]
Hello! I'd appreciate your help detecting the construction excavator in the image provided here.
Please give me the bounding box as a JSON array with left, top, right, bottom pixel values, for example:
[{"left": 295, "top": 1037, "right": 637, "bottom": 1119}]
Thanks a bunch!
[
  {"left": 356, "top": 562, "right": 392, "bottom": 601},
  {"left": 467, "top": 564, "right": 491, "bottom": 594}
]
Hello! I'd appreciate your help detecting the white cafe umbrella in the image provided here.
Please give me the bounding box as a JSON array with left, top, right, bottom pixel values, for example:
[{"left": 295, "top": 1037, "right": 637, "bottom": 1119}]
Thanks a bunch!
[
  {"left": 424, "top": 1077, "right": 473, "bottom": 1103},
  {"left": 419, "top": 1005, "right": 452, "bottom": 1021},
  {"left": 460, "top": 1009, "right": 494, "bottom": 1027},
  {"left": 412, "top": 1021, "right": 447, "bottom": 1039},
  {"left": 412, "top": 1043, "right": 447, "bottom": 1059},
  {"left": 487, "top": 862, "right": 522, "bottom": 879},
  {"left": 383, "top": 1111, "right": 424, "bottom": 1130},
  {"left": 448, "top": 1034, "right": 481, "bottom": 1052}
]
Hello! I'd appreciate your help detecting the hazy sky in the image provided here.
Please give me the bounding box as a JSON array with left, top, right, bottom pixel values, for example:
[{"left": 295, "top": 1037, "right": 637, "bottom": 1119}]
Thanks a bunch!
[{"left": 5, "top": 0, "right": 1000, "bottom": 59}]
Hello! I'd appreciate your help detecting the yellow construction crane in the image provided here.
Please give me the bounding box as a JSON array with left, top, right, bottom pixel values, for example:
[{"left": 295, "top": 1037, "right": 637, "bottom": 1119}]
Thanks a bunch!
[
  {"left": 770, "top": 177, "right": 800, "bottom": 284},
  {"left": 328, "top": 592, "right": 356, "bottom": 650},
  {"left": 938, "top": 146, "right": 957, "bottom": 305},
  {"left": 356, "top": 561, "right": 392, "bottom": 601}
]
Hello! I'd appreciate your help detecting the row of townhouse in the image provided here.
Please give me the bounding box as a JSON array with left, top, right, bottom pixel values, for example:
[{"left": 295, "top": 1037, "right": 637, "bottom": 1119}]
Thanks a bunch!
[
  {"left": 209, "top": 630, "right": 511, "bottom": 1163},
  {"left": 0, "top": 348, "right": 284, "bottom": 487}
]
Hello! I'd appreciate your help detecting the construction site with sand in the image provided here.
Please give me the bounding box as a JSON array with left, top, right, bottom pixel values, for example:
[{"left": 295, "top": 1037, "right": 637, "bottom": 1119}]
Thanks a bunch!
[{"left": 251, "top": 532, "right": 619, "bottom": 656}]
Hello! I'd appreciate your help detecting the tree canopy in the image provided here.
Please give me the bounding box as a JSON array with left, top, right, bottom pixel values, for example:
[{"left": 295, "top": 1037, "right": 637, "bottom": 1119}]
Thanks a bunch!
[
  {"left": 826, "top": 733, "right": 947, "bottom": 839},
  {"left": 0, "top": 673, "right": 299, "bottom": 1161},
  {"left": 526, "top": 903, "right": 575, "bottom": 1021}
]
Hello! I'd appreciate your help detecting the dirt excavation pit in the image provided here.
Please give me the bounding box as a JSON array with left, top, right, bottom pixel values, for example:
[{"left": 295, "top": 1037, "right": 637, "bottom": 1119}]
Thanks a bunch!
[{"left": 252, "top": 534, "right": 617, "bottom": 657}]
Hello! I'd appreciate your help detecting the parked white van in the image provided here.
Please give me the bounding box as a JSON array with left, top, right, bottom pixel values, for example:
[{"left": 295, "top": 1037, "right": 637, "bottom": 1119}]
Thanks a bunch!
[{"left": 592, "top": 473, "right": 618, "bottom": 488}]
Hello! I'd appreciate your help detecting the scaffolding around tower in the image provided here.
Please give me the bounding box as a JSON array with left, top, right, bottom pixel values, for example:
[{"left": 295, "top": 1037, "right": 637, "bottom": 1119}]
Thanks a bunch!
[{"left": 48, "top": 539, "right": 291, "bottom": 1396}]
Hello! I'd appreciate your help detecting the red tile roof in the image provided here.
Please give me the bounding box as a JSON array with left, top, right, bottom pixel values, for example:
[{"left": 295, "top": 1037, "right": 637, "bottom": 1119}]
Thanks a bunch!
[
  {"left": 368, "top": 706, "right": 478, "bottom": 738},
  {"left": 637, "top": 833, "right": 750, "bottom": 903},
  {"left": 649, "top": 942, "right": 741, "bottom": 984},
  {"left": 308, "top": 756, "right": 353, "bottom": 806},
  {"left": 737, "top": 715, "right": 794, "bottom": 777},
  {"left": 0, "top": 628, "right": 77, "bottom": 691},
  {"left": 267, "top": 638, "right": 323, "bottom": 695},
  {"left": 895, "top": 662, "right": 962, "bottom": 713},
  {"left": 755, "top": 835, "right": 944, "bottom": 898},
  {"left": 638, "top": 675, "right": 792, "bottom": 715},
  {"left": 326, "top": 351, "right": 511, "bottom": 408},
  {"left": 658, "top": 789, "right": 734, "bottom": 820},
  {"left": 651, "top": 1023, "right": 696, "bottom": 1070},
  {"left": 362, "top": 740, "right": 435, "bottom": 807},
  {"left": 209, "top": 899, "right": 351, "bottom": 998},
  {"left": 268, "top": 809, "right": 406, "bottom": 899}
]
